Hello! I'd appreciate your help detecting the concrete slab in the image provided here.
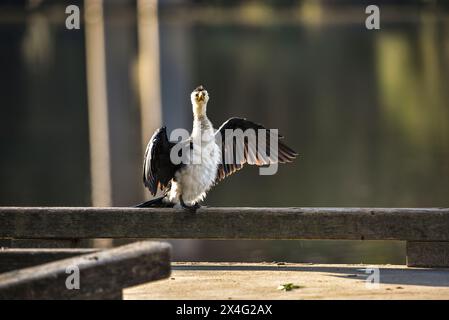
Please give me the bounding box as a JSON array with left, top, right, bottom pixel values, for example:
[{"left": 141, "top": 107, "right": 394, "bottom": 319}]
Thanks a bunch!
[{"left": 124, "top": 262, "right": 449, "bottom": 300}]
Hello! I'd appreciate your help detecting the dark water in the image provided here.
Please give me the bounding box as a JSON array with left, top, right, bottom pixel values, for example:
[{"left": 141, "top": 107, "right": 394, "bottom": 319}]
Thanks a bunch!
[{"left": 1, "top": 2, "right": 448, "bottom": 264}]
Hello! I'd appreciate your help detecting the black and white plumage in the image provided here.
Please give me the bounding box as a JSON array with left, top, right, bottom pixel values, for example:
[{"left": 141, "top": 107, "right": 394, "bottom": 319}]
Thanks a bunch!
[
  {"left": 137, "top": 85, "right": 298, "bottom": 211},
  {"left": 142, "top": 126, "right": 181, "bottom": 196}
]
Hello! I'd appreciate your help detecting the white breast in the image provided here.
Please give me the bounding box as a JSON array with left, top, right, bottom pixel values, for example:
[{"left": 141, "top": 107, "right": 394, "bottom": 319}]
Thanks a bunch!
[{"left": 168, "top": 119, "right": 221, "bottom": 205}]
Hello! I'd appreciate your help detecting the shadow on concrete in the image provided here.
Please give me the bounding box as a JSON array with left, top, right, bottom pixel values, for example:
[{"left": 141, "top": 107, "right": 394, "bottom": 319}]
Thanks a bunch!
[{"left": 172, "top": 264, "right": 449, "bottom": 287}]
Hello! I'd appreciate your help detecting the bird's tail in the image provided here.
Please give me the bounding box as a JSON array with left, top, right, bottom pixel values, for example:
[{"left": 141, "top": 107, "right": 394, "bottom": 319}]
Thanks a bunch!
[{"left": 135, "top": 196, "right": 173, "bottom": 208}]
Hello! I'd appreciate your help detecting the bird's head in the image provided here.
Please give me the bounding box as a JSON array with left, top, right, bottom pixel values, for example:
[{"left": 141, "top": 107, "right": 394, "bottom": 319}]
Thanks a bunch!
[{"left": 191, "top": 85, "right": 209, "bottom": 117}]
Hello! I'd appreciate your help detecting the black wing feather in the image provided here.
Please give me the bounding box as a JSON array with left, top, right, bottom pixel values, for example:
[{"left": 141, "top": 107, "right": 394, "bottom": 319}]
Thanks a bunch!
[
  {"left": 143, "top": 127, "right": 180, "bottom": 196},
  {"left": 214, "top": 117, "right": 298, "bottom": 183}
]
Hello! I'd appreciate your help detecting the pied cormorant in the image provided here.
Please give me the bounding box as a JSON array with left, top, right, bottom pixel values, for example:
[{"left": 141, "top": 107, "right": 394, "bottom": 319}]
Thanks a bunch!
[{"left": 137, "top": 85, "right": 298, "bottom": 211}]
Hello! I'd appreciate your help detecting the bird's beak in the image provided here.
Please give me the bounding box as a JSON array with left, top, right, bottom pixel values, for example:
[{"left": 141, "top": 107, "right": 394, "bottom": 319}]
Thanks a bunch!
[{"left": 197, "top": 92, "right": 205, "bottom": 102}]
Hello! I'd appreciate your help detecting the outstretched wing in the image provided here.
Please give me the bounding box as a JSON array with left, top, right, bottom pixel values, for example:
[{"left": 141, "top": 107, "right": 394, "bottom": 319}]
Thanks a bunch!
[
  {"left": 143, "top": 127, "right": 180, "bottom": 195},
  {"left": 215, "top": 117, "right": 298, "bottom": 182}
]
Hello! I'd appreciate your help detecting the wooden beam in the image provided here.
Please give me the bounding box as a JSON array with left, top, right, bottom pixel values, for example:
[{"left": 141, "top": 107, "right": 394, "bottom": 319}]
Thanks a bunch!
[
  {"left": 0, "top": 207, "right": 448, "bottom": 241},
  {"left": 406, "top": 241, "right": 449, "bottom": 268},
  {"left": 0, "top": 248, "right": 99, "bottom": 273},
  {"left": 0, "top": 241, "right": 171, "bottom": 299}
]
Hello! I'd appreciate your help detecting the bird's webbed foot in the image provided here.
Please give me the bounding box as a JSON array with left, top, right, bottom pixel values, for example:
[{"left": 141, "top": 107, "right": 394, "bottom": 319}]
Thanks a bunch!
[{"left": 180, "top": 196, "right": 201, "bottom": 213}]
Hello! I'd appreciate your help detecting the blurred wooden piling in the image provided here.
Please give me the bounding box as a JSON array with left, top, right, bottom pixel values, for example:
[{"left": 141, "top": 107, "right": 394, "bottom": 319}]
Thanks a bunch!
[
  {"left": 137, "top": 0, "right": 162, "bottom": 154},
  {"left": 84, "top": 0, "right": 112, "bottom": 208}
]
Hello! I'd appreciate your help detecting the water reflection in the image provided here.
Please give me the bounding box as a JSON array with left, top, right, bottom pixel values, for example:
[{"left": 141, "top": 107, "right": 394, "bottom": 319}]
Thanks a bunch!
[{"left": 0, "top": 2, "right": 448, "bottom": 264}]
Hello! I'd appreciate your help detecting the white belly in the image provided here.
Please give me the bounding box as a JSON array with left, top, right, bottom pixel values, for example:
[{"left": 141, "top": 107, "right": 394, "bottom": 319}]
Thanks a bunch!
[{"left": 168, "top": 140, "right": 221, "bottom": 205}]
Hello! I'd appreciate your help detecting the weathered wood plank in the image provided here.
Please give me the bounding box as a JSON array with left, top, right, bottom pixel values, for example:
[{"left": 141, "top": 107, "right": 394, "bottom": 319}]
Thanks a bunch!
[
  {"left": 406, "top": 241, "right": 449, "bottom": 268},
  {"left": 0, "top": 241, "right": 171, "bottom": 299},
  {"left": 0, "top": 207, "right": 448, "bottom": 241},
  {"left": 0, "top": 248, "right": 99, "bottom": 273}
]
